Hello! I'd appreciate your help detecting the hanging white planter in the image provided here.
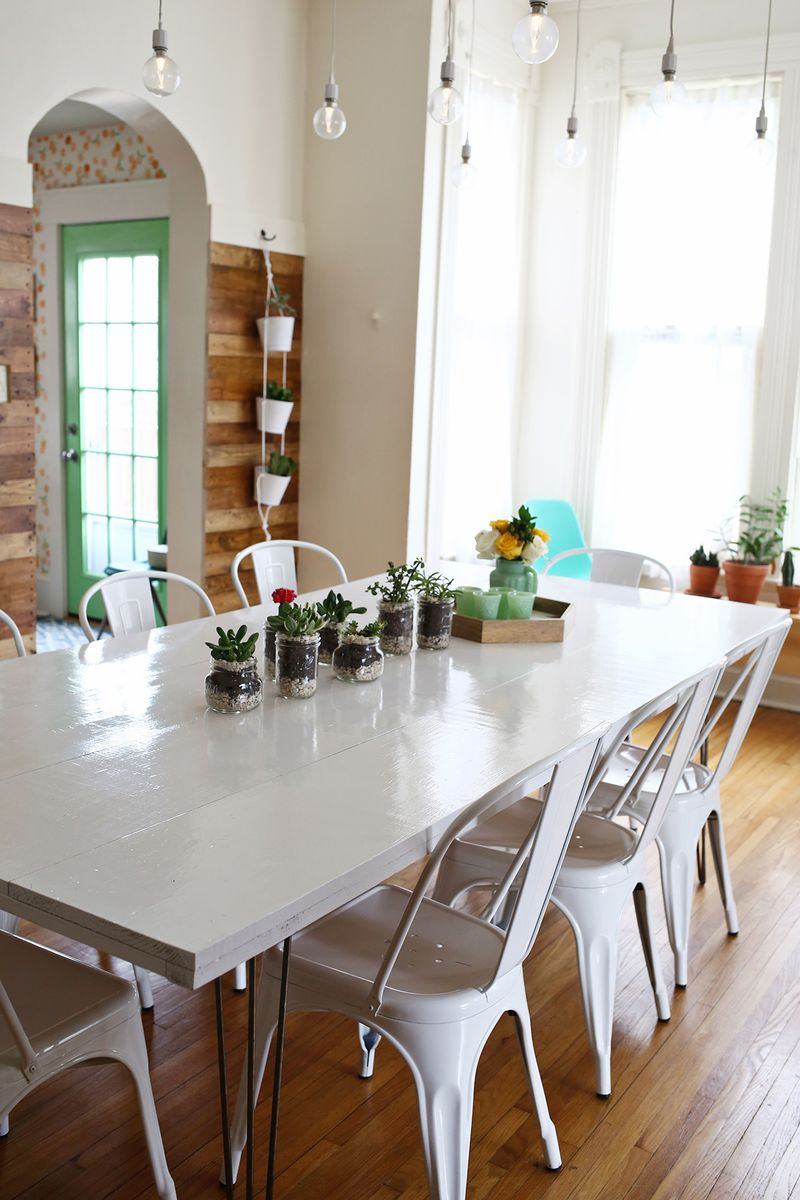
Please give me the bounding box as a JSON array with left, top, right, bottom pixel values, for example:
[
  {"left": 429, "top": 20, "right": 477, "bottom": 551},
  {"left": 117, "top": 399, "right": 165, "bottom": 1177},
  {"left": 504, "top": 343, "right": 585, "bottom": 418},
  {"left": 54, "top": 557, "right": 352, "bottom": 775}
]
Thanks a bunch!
[
  {"left": 257, "top": 316, "right": 295, "bottom": 354},
  {"left": 256, "top": 396, "right": 294, "bottom": 436},
  {"left": 254, "top": 466, "right": 291, "bottom": 506}
]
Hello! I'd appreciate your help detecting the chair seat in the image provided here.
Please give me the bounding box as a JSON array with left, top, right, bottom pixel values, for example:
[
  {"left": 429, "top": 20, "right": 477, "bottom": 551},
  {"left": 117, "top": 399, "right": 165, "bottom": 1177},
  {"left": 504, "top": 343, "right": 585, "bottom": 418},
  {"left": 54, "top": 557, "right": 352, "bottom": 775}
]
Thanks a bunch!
[
  {"left": 587, "top": 745, "right": 712, "bottom": 821},
  {"left": 0, "top": 932, "right": 138, "bottom": 1080},
  {"left": 262, "top": 884, "right": 506, "bottom": 1023}
]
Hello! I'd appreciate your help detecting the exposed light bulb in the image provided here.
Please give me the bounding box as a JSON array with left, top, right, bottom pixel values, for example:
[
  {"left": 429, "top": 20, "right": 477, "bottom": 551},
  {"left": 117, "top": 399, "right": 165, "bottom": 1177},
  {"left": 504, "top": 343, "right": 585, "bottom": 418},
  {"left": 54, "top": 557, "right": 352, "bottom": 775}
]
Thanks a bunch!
[
  {"left": 748, "top": 108, "right": 776, "bottom": 163},
  {"left": 555, "top": 118, "right": 587, "bottom": 168},
  {"left": 512, "top": 1, "right": 559, "bottom": 65},
  {"left": 451, "top": 140, "right": 478, "bottom": 189},
  {"left": 649, "top": 75, "right": 688, "bottom": 117},
  {"left": 313, "top": 83, "right": 347, "bottom": 139},
  {"left": 428, "top": 59, "right": 464, "bottom": 125},
  {"left": 142, "top": 12, "right": 180, "bottom": 97}
]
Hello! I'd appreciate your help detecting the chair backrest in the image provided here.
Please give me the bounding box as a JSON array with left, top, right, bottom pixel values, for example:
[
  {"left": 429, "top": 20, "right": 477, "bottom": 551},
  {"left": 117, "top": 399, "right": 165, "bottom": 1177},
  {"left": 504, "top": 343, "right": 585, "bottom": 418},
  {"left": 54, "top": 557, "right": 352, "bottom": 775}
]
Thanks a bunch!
[
  {"left": 78, "top": 570, "right": 215, "bottom": 641},
  {"left": 524, "top": 499, "right": 589, "bottom": 580},
  {"left": 0, "top": 609, "right": 26, "bottom": 658},
  {"left": 230, "top": 539, "right": 348, "bottom": 608},
  {"left": 366, "top": 728, "right": 607, "bottom": 1014},
  {"left": 543, "top": 547, "right": 676, "bottom": 594}
]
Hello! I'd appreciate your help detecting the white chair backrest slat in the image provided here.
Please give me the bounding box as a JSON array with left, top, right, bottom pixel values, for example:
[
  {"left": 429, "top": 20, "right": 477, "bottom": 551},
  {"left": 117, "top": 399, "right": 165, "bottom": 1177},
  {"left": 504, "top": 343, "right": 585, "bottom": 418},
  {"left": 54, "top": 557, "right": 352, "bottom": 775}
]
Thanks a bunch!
[
  {"left": 231, "top": 540, "right": 348, "bottom": 608},
  {"left": 79, "top": 571, "right": 215, "bottom": 642},
  {"left": 0, "top": 609, "right": 26, "bottom": 658},
  {"left": 543, "top": 547, "right": 675, "bottom": 594}
]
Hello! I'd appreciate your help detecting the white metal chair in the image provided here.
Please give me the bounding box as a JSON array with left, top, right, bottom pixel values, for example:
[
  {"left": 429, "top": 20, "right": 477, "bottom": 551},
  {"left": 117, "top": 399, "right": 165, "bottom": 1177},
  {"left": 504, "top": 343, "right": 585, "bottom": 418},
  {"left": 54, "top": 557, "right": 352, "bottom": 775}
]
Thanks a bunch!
[
  {"left": 0, "top": 609, "right": 25, "bottom": 659},
  {"left": 542, "top": 547, "right": 676, "bottom": 594},
  {"left": 78, "top": 569, "right": 215, "bottom": 642},
  {"left": 0, "top": 930, "right": 176, "bottom": 1196},
  {"left": 431, "top": 663, "right": 722, "bottom": 1097},
  {"left": 224, "top": 730, "right": 607, "bottom": 1194},
  {"left": 230, "top": 539, "right": 347, "bottom": 607}
]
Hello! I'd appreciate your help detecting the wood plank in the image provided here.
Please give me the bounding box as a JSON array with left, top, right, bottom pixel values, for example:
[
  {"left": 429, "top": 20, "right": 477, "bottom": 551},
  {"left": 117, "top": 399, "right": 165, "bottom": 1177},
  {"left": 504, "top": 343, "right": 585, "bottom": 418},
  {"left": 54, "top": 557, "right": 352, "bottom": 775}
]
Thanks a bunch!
[
  {"left": 0, "top": 233, "right": 33, "bottom": 264},
  {"left": 0, "top": 290, "right": 32, "bottom": 319},
  {"left": 0, "top": 204, "right": 33, "bottom": 237},
  {"left": 0, "top": 531, "right": 34, "bottom": 562},
  {"left": 0, "top": 261, "right": 33, "bottom": 291},
  {"left": 0, "top": 505, "right": 34, "bottom": 534},
  {"left": 0, "top": 318, "right": 34, "bottom": 346},
  {"left": 0, "top": 478, "right": 35, "bottom": 507},
  {"left": 0, "top": 345, "right": 34, "bottom": 373}
]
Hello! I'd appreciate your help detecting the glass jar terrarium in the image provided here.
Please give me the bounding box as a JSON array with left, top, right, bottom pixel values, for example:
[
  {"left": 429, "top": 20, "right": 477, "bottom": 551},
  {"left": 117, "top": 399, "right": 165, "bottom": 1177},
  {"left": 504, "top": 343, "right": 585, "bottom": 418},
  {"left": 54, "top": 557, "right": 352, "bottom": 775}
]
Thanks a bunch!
[
  {"left": 319, "top": 622, "right": 343, "bottom": 666},
  {"left": 276, "top": 632, "right": 319, "bottom": 699},
  {"left": 378, "top": 599, "right": 414, "bottom": 655},
  {"left": 205, "top": 657, "right": 263, "bottom": 714},
  {"left": 417, "top": 596, "right": 455, "bottom": 650},
  {"left": 264, "top": 627, "right": 277, "bottom": 681},
  {"left": 332, "top": 633, "right": 384, "bottom": 683}
]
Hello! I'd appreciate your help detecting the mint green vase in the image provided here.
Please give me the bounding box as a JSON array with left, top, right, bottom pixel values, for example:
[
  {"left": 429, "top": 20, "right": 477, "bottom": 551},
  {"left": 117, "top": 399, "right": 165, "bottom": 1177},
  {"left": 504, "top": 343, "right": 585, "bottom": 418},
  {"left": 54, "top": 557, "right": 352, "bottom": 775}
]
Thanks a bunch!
[{"left": 489, "top": 558, "right": 538, "bottom": 594}]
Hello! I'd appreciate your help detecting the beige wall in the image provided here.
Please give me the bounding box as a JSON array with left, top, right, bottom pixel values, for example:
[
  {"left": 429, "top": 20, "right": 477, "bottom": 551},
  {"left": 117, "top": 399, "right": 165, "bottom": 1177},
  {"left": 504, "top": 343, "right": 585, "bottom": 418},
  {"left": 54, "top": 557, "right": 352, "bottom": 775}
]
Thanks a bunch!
[{"left": 299, "top": 0, "right": 434, "bottom": 584}]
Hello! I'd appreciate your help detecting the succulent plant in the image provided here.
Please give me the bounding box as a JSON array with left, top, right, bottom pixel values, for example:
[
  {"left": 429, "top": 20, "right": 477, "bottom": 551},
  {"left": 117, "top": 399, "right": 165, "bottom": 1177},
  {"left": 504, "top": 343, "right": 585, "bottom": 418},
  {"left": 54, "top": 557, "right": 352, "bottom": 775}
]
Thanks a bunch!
[
  {"left": 267, "top": 451, "right": 297, "bottom": 477},
  {"left": 690, "top": 545, "right": 719, "bottom": 568},
  {"left": 367, "top": 559, "right": 425, "bottom": 603},
  {"left": 269, "top": 282, "right": 296, "bottom": 317},
  {"left": 206, "top": 625, "right": 259, "bottom": 662},
  {"left": 316, "top": 590, "right": 367, "bottom": 625},
  {"left": 412, "top": 564, "right": 457, "bottom": 600},
  {"left": 342, "top": 619, "right": 386, "bottom": 639},
  {"left": 266, "top": 602, "right": 326, "bottom": 637},
  {"left": 265, "top": 380, "right": 293, "bottom": 405}
]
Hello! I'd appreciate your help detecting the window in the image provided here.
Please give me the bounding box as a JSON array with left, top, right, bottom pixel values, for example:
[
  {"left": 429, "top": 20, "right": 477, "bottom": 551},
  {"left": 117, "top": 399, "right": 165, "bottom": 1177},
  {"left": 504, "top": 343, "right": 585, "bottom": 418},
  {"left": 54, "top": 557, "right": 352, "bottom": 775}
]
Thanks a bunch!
[{"left": 592, "top": 79, "right": 780, "bottom": 580}]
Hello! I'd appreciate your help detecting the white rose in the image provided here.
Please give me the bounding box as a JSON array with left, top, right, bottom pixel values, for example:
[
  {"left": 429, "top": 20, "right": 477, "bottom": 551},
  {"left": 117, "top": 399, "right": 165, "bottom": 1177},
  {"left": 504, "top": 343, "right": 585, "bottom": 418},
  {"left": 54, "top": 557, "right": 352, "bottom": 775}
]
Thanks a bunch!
[
  {"left": 475, "top": 529, "right": 498, "bottom": 560},
  {"left": 522, "top": 535, "right": 547, "bottom": 565}
]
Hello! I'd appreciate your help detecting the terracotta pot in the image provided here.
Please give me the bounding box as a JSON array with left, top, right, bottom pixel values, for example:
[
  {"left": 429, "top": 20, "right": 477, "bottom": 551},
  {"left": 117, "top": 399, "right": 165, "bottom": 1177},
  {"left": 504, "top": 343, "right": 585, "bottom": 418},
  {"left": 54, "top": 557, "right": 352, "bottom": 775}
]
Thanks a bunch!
[
  {"left": 722, "top": 560, "right": 769, "bottom": 605},
  {"left": 776, "top": 584, "right": 800, "bottom": 614},
  {"left": 689, "top": 564, "right": 720, "bottom": 597}
]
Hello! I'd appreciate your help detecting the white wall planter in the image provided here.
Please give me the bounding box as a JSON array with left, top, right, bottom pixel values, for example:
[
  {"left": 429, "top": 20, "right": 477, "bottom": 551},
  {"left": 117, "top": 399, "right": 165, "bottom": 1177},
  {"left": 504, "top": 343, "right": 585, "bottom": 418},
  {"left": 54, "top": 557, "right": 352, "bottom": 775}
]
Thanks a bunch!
[
  {"left": 257, "top": 316, "right": 295, "bottom": 354},
  {"left": 256, "top": 396, "right": 294, "bottom": 435},
  {"left": 254, "top": 466, "right": 292, "bottom": 506}
]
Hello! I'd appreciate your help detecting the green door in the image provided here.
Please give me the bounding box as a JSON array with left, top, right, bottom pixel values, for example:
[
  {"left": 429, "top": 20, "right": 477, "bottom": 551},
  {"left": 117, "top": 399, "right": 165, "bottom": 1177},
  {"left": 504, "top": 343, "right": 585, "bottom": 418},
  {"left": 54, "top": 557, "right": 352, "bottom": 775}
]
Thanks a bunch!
[{"left": 62, "top": 219, "right": 168, "bottom": 617}]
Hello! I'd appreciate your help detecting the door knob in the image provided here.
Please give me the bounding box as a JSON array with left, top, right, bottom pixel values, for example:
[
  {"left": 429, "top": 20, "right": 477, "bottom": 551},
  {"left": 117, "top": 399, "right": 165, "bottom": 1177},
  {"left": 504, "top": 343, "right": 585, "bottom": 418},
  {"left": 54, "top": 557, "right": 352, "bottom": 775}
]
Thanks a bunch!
[
  {"left": 61, "top": 449, "right": 78, "bottom": 462},
  {"left": 67, "top": 422, "right": 78, "bottom": 435}
]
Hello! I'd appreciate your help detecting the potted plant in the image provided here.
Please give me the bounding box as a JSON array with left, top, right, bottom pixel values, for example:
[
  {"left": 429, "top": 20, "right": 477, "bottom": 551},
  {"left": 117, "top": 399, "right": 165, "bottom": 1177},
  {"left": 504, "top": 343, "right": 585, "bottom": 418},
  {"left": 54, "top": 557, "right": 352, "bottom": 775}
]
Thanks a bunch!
[
  {"left": 331, "top": 620, "right": 386, "bottom": 683},
  {"left": 316, "top": 590, "right": 367, "bottom": 664},
  {"left": 257, "top": 283, "right": 296, "bottom": 354},
  {"left": 777, "top": 549, "right": 800, "bottom": 614},
  {"left": 255, "top": 450, "right": 297, "bottom": 507},
  {"left": 264, "top": 587, "right": 296, "bottom": 679},
  {"left": 205, "top": 625, "right": 262, "bottom": 713},
  {"left": 722, "top": 491, "right": 788, "bottom": 605},
  {"left": 256, "top": 380, "right": 294, "bottom": 436},
  {"left": 413, "top": 566, "right": 457, "bottom": 649},
  {"left": 474, "top": 505, "right": 549, "bottom": 594},
  {"left": 689, "top": 546, "right": 720, "bottom": 597},
  {"left": 366, "top": 559, "right": 423, "bottom": 655},
  {"left": 266, "top": 601, "right": 326, "bottom": 699}
]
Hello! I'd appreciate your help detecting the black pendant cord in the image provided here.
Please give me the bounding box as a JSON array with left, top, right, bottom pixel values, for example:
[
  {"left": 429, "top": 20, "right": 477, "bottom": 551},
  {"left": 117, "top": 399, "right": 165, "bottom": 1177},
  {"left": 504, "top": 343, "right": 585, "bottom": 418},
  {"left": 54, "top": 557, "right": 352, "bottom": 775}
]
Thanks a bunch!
[
  {"left": 265, "top": 938, "right": 293, "bottom": 1200},
  {"left": 246, "top": 958, "right": 257, "bottom": 1199},
  {"left": 214, "top": 978, "right": 235, "bottom": 1200}
]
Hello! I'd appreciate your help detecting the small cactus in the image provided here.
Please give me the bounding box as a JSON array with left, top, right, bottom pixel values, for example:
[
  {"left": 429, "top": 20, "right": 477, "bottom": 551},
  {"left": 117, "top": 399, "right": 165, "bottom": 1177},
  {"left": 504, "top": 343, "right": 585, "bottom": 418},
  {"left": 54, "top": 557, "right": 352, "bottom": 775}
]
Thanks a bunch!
[{"left": 782, "top": 550, "right": 795, "bottom": 588}]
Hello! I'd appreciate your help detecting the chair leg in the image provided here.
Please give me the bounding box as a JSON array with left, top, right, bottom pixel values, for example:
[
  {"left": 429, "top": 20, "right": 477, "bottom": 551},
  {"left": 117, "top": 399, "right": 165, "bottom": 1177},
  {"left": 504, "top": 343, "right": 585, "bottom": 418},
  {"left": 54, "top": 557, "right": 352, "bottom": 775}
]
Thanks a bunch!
[
  {"left": 553, "top": 884, "right": 628, "bottom": 1097},
  {"left": 233, "top": 962, "right": 247, "bottom": 992},
  {"left": 707, "top": 810, "right": 739, "bottom": 935},
  {"left": 358, "top": 1022, "right": 381, "bottom": 1079},
  {"left": 655, "top": 809, "right": 707, "bottom": 988},
  {"left": 225, "top": 964, "right": 282, "bottom": 1184},
  {"left": 508, "top": 980, "right": 561, "bottom": 1168},
  {"left": 632, "top": 882, "right": 670, "bottom": 1020},
  {"left": 0, "top": 912, "right": 19, "bottom": 935},
  {"left": 134, "top": 966, "right": 154, "bottom": 1011},
  {"left": 117, "top": 1017, "right": 177, "bottom": 1200},
  {"left": 0, "top": 1114, "right": 8, "bottom": 1137}
]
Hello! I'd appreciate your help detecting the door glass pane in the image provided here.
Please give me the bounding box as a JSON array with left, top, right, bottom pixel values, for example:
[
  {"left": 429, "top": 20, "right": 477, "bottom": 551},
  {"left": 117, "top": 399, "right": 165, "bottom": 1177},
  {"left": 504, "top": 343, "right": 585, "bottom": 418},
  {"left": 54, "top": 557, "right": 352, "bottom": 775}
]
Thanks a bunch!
[
  {"left": 83, "top": 452, "right": 107, "bottom": 514},
  {"left": 135, "top": 457, "right": 159, "bottom": 522},
  {"left": 81, "top": 389, "right": 107, "bottom": 451},
  {"left": 85, "top": 515, "right": 108, "bottom": 574},
  {"left": 133, "top": 256, "right": 159, "bottom": 322},
  {"left": 135, "top": 521, "right": 159, "bottom": 561},
  {"left": 109, "top": 517, "right": 134, "bottom": 562},
  {"left": 107, "top": 390, "right": 133, "bottom": 454},
  {"left": 134, "top": 391, "right": 158, "bottom": 456},
  {"left": 109, "top": 455, "right": 133, "bottom": 518},
  {"left": 79, "top": 258, "right": 106, "bottom": 322},
  {"left": 107, "top": 324, "right": 133, "bottom": 389},
  {"left": 79, "top": 324, "right": 107, "bottom": 388},
  {"left": 107, "top": 256, "right": 133, "bottom": 322},
  {"left": 133, "top": 324, "right": 158, "bottom": 390}
]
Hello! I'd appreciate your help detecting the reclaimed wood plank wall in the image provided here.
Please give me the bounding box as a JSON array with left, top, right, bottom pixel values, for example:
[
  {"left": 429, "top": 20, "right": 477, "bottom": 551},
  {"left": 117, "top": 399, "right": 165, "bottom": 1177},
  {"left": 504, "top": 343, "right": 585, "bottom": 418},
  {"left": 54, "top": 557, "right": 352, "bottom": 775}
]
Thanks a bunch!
[
  {"left": 205, "top": 243, "right": 301, "bottom": 613},
  {"left": 0, "top": 204, "right": 36, "bottom": 657}
]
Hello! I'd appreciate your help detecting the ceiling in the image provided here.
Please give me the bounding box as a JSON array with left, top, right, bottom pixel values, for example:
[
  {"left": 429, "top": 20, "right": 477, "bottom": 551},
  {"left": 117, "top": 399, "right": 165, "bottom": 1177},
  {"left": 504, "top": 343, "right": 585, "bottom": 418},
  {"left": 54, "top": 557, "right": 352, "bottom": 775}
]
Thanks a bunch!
[{"left": 30, "top": 99, "right": 119, "bottom": 139}]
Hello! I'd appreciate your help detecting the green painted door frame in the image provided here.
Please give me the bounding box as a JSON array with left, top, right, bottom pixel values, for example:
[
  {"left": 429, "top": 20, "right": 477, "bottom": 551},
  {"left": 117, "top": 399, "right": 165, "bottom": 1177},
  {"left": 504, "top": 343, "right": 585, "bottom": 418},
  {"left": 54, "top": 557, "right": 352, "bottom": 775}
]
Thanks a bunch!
[{"left": 62, "top": 219, "right": 169, "bottom": 618}]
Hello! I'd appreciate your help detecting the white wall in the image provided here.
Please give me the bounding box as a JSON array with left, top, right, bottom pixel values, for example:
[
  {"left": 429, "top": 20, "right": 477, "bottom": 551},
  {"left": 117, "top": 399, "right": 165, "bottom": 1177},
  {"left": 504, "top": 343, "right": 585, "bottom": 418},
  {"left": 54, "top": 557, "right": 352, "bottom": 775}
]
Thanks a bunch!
[
  {"left": 299, "top": 0, "right": 434, "bottom": 582},
  {"left": 0, "top": 0, "right": 308, "bottom": 252}
]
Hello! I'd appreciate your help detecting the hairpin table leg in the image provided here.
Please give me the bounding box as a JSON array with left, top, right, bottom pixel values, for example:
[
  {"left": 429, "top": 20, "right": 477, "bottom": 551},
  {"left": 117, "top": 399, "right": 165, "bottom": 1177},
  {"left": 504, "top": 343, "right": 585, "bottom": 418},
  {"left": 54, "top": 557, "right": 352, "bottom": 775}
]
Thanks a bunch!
[
  {"left": 265, "top": 938, "right": 292, "bottom": 1200},
  {"left": 214, "top": 978, "right": 234, "bottom": 1200}
]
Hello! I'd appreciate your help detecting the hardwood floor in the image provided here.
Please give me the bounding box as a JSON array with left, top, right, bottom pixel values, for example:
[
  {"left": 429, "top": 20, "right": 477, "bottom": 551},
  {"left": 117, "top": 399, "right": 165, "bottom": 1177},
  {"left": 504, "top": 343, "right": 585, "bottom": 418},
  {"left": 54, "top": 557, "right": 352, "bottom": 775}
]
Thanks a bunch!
[{"left": 3, "top": 704, "right": 800, "bottom": 1199}]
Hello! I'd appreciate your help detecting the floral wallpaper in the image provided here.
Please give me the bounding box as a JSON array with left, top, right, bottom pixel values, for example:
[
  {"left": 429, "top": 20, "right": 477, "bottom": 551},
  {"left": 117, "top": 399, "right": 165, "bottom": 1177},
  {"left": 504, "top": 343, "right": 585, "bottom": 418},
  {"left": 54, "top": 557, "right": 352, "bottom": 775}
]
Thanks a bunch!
[{"left": 28, "top": 123, "right": 166, "bottom": 579}]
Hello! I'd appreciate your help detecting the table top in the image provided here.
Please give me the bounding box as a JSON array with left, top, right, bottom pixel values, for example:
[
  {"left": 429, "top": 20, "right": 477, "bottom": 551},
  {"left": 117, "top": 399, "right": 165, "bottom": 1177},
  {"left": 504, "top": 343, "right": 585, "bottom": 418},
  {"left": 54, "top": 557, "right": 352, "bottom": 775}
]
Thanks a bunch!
[{"left": 0, "top": 566, "right": 786, "bottom": 987}]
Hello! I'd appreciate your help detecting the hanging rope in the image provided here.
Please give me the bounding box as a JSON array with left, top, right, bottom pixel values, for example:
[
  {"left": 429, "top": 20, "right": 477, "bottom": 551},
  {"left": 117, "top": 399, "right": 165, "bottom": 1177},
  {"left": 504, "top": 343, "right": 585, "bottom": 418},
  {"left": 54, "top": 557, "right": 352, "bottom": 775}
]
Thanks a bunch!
[{"left": 570, "top": 0, "right": 582, "bottom": 118}]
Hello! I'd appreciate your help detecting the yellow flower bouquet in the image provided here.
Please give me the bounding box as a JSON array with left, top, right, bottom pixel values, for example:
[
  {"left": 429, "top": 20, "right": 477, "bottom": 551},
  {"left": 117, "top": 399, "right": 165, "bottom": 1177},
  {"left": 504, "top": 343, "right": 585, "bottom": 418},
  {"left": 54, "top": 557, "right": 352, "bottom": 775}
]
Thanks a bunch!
[{"left": 475, "top": 505, "right": 549, "bottom": 565}]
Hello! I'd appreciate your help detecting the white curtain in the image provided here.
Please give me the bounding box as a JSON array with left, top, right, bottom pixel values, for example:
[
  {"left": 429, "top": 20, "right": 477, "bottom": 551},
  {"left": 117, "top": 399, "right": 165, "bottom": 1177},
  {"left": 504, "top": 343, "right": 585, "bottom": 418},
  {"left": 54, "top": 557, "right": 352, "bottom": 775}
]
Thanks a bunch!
[
  {"left": 430, "top": 73, "right": 528, "bottom": 561},
  {"left": 592, "top": 79, "right": 780, "bottom": 583}
]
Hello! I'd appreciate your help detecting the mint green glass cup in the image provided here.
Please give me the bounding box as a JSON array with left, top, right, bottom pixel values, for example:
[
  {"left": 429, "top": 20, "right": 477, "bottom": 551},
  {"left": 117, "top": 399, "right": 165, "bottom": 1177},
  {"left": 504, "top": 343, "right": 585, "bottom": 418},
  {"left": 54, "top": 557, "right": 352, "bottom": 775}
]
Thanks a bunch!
[
  {"left": 488, "top": 587, "right": 515, "bottom": 619},
  {"left": 505, "top": 590, "right": 535, "bottom": 620},
  {"left": 455, "top": 586, "right": 482, "bottom": 617},
  {"left": 473, "top": 590, "right": 502, "bottom": 620}
]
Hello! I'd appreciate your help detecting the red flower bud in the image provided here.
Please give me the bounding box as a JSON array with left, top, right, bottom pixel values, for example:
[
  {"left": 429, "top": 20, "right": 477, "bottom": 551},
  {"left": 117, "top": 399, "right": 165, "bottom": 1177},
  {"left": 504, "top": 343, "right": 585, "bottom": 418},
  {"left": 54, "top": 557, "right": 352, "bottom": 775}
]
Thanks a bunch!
[{"left": 271, "top": 587, "right": 297, "bottom": 604}]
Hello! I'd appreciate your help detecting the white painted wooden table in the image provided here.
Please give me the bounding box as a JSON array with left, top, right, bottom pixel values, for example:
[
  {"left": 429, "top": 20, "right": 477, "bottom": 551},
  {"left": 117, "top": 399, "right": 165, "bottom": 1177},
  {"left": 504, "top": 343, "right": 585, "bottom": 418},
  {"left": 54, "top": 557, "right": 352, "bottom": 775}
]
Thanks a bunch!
[{"left": 0, "top": 567, "right": 786, "bottom": 990}]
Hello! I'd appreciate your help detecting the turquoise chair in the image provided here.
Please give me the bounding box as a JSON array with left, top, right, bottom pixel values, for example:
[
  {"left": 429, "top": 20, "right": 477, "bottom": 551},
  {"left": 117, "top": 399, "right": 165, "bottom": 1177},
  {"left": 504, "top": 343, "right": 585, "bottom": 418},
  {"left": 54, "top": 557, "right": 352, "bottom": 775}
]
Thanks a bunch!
[{"left": 524, "top": 498, "right": 591, "bottom": 579}]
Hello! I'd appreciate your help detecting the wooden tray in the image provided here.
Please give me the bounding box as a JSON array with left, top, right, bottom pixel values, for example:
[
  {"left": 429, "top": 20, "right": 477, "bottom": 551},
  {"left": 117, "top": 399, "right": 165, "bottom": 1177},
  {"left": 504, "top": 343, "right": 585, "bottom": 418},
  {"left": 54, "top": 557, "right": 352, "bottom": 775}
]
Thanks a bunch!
[{"left": 452, "top": 596, "right": 572, "bottom": 644}]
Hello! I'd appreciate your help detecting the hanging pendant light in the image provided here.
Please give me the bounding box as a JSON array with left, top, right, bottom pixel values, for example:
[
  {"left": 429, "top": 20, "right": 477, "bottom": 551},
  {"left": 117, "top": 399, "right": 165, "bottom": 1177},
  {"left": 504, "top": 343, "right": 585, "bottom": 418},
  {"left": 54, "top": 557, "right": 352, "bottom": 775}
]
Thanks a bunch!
[
  {"left": 650, "top": 0, "right": 688, "bottom": 117},
  {"left": 749, "top": 0, "right": 776, "bottom": 163},
  {"left": 142, "top": 0, "right": 181, "bottom": 97},
  {"left": 451, "top": 0, "right": 478, "bottom": 189},
  {"left": 429, "top": 0, "right": 464, "bottom": 125},
  {"left": 555, "top": 0, "right": 586, "bottom": 168},
  {"left": 314, "top": 0, "right": 347, "bottom": 139},
  {"left": 512, "top": 1, "right": 559, "bottom": 66}
]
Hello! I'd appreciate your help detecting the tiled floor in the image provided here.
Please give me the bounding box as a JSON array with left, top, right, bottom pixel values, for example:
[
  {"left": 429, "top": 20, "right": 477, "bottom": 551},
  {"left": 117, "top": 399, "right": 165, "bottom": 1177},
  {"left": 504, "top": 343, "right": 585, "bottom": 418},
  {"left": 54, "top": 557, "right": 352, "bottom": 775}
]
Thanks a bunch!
[{"left": 36, "top": 616, "right": 102, "bottom": 652}]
